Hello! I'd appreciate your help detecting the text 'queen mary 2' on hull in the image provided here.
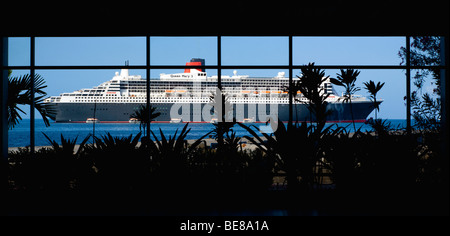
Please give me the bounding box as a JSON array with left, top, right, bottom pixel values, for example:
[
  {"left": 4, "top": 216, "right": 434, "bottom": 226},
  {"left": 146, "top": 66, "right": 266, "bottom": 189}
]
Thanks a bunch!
[{"left": 44, "top": 59, "right": 380, "bottom": 123}]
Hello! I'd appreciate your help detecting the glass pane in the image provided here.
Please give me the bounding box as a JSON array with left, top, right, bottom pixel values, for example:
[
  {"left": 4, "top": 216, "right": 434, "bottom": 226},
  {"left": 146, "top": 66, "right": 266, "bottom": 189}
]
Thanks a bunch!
[
  {"left": 8, "top": 37, "right": 30, "bottom": 66},
  {"left": 294, "top": 37, "right": 405, "bottom": 65},
  {"left": 35, "top": 37, "right": 146, "bottom": 66},
  {"left": 409, "top": 69, "right": 440, "bottom": 128},
  {"left": 35, "top": 69, "right": 146, "bottom": 146},
  {"left": 222, "top": 37, "right": 288, "bottom": 65},
  {"left": 150, "top": 37, "right": 217, "bottom": 65},
  {"left": 406, "top": 36, "right": 441, "bottom": 67},
  {"left": 149, "top": 68, "right": 217, "bottom": 125},
  {"left": 220, "top": 69, "right": 289, "bottom": 126},
  {"left": 287, "top": 68, "right": 406, "bottom": 128},
  {"left": 322, "top": 69, "right": 406, "bottom": 121}
]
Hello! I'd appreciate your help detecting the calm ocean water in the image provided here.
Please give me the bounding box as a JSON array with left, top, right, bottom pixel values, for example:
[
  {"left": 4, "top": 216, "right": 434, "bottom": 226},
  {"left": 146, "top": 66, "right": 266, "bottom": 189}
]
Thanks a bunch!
[{"left": 8, "top": 119, "right": 409, "bottom": 148}]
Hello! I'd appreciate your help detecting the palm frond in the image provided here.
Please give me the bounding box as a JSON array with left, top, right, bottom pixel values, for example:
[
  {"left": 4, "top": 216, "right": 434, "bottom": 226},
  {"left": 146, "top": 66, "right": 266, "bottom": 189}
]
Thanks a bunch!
[{"left": 8, "top": 73, "right": 55, "bottom": 129}]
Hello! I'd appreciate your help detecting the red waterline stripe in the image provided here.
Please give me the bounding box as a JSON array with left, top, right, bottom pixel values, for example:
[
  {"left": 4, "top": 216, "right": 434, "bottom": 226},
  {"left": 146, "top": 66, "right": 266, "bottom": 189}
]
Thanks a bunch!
[{"left": 56, "top": 119, "right": 368, "bottom": 124}]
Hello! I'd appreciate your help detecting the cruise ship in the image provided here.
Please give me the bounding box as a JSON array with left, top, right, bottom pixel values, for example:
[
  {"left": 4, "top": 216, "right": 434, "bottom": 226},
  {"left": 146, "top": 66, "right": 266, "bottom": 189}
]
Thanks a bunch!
[{"left": 44, "top": 59, "right": 380, "bottom": 123}]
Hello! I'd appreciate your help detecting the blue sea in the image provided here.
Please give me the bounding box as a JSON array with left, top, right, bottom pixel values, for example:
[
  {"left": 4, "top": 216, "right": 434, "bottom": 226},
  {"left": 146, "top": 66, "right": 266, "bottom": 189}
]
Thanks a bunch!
[{"left": 8, "top": 119, "right": 409, "bottom": 148}]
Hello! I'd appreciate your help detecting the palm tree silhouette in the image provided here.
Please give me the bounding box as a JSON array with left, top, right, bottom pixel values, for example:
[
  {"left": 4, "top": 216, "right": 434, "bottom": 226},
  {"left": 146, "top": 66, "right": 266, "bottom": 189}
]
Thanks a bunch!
[
  {"left": 7, "top": 71, "right": 56, "bottom": 129},
  {"left": 363, "top": 80, "right": 385, "bottom": 120},
  {"left": 330, "top": 69, "right": 361, "bottom": 132},
  {"left": 130, "top": 104, "right": 161, "bottom": 136}
]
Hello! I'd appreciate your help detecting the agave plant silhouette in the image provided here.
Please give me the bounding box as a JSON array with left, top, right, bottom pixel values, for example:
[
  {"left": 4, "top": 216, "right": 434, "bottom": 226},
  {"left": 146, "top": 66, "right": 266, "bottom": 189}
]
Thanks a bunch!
[
  {"left": 237, "top": 119, "right": 321, "bottom": 192},
  {"left": 363, "top": 80, "right": 385, "bottom": 120},
  {"left": 147, "top": 123, "right": 212, "bottom": 192},
  {"left": 330, "top": 69, "right": 361, "bottom": 131},
  {"left": 42, "top": 133, "right": 92, "bottom": 156},
  {"left": 92, "top": 132, "right": 142, "bottom": 152},
  {"left": 149, "top": 123, "right": 212, "bottom": 158},
  {"left": 8, "top": 72, "right": 56, "bottom": 129}
]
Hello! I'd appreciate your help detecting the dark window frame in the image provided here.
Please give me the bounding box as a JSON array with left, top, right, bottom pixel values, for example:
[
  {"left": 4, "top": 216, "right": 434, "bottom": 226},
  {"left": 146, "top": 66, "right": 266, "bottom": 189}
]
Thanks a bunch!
[{"left": 2, "top": 35, "right": 448, "bottom": 154}]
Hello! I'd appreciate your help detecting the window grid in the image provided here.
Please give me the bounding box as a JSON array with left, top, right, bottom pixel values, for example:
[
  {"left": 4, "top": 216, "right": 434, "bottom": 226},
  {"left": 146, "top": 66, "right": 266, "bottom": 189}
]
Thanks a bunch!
[{"left": 3, "top": 36, "right": 447, "bottom": 154}]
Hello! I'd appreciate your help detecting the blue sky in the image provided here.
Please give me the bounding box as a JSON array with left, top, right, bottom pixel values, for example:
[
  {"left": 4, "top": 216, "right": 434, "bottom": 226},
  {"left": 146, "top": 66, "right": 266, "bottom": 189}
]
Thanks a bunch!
[{"left": 8, "top": 36, "right": 407, "bottom": 119}]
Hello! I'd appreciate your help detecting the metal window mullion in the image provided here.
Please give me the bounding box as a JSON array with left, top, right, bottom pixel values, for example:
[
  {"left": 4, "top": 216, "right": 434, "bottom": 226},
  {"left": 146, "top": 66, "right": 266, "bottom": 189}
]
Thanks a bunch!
[
  {"left": 146, "top": 36, "right": 151, "bottom": 138},
  {"left": 406, "top": 36, "right": 411, "bottom": 135},
  {"left": 217, "top": 35, "right": 222, "bottom": 90},
  {"left": 218, "top": 36, "right": 224, "bottom": 122},
  {"left": 30, "top": 37, "right": 35, "bottom": 154},
  {"left": 5, "top": 65, "right": 446, "bottom": 70},
  {"left": 288, "top": 35, "right": 293, "bottom": 127},
  {"left": 1, "top": 38, "right": 8, "bottom": 160}
]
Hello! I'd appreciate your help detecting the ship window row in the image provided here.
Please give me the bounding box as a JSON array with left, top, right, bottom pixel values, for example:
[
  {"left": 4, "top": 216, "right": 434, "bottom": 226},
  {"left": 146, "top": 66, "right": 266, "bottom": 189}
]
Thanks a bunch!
[{"left": 83, "top": 89, "right": 105, "bottom": 92}]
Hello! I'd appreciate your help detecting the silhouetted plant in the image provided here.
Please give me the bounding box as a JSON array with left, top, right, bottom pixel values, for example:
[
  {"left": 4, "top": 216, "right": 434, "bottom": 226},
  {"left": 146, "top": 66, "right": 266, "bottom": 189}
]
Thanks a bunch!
[
  {"left": 238, "top": 119, "right": 318, "bottom": 192},
  {"left": 399, "top": 36, "right": 441, "bottom": 132},
  {"left": 320, "top": 126, "right": 366, "bottom": 192},
  {"left": 92, "top": 132, "right": 142, "bottom": 151},
  {"left": 411, "top": 93, "right": 441, "bottom": 131},
  {"left": 223, "top": 129, "right": 242, "bottom": 154},
  {"left": 42, "top": 133, "right": 91, "bottom": 157},
  {"left": 330, "top": 69, "right": 361, "bottom": 131},
  {"left": 9, "top": 145, "right": 91, "bottom": 192},
  {"left": 363, "top": 80, "right": 385, "bottom": 120},
  {"left": 366, "top": 118, "right": 393, "bottom": 136},
  {"left": 147, "top": 123, "right": 212, "bottom": 192},
  {"left": 414, "top": 131, "right": 445, "bottom": 187},
  {"left": 7, "top": 72, "right": 56, "bottom": 129},
  {"left": 38, "top": 133, "right": 94, "bottom": 191},
  {"left": 6, "top": 118, "right": 447, "bottom": 215},
  {"left": 209, "top": 88, "right": 234, "bottom": 153},
  {"left": 129, "top": 104, "right": 161, "bottom": 136},
  {"left": 282, "top": 78, "right": 302, "bottom": 123},
  {"left": 84, "top": 132, "right": 147, "bottom": 192},
  {"left": 244, "top": 148, "right": 275, "bottom": 193},
  {"left": 210, "top": 119, "right": 239, "bottom": 154},
  {"left": 295, "top": 63, "right": 332, "bottom": 132},
  {"left": 148, "top": 123, "right": 210, "bottom": 158}
]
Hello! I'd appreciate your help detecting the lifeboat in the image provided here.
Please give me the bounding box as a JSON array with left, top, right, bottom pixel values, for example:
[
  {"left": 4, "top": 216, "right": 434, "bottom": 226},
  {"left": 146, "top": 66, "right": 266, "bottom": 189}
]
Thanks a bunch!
[
  {"left": 242, "top": 118, "right": 255, "bottom": 123},
  {"left": 86, "top": 118, "right": 99, "bottom": 123},
  {"left": 129, "top": 118, "right": 140, "bottom": 123},
  {"left": 170, "top": 118, "right": 182, "bottom": 123}
]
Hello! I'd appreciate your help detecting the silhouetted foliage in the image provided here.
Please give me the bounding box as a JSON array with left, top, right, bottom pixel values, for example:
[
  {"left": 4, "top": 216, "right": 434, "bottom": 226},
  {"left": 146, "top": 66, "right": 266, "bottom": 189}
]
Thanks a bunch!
[
  {"left": 411, "top": 93, "right": 441, "bottom": 131},
  {"left": 129, "top": 104, "right": 161, "bottom": 135},
  {"left": 293, "top": 63, "right": 332, "bottom": 131},
  {"left": 6, "top": 122, "right": 447, "bottom": 215},
  {"left": 398, "top": 36, "right": 441, "bottom": 130},
  {"left": 238, "top": 119, "right": 322, "bottom": 192},
  {"left": 330, "top": 68, "right": 361, "bottom": 131},
  {"left": 7, "top": 73, "right": 56, "bottom": 129},
  {"left": 363, "top": 80, "right": 385, "bottom": 120}
]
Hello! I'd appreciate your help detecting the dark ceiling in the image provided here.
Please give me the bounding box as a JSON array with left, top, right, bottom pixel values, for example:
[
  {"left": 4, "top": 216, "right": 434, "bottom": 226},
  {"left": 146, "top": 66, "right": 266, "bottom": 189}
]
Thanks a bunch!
[{"left": 2, "top": 0, "right": 449, "bottom": 36}]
